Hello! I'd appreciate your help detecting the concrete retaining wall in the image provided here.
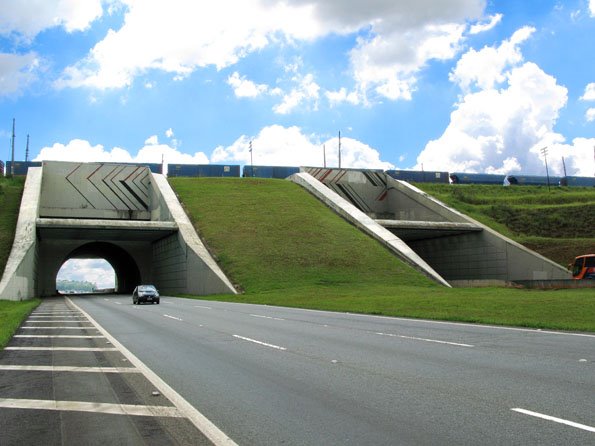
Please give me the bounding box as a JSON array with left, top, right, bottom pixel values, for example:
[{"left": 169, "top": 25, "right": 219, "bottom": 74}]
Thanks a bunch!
[{"left": 0, "top": 168, "right": 42, "bottom": 300}]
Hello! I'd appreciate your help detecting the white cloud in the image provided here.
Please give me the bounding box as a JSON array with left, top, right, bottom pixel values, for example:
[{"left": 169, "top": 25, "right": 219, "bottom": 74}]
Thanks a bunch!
[
  {"left": 211, "top": 124, "right": 394, "bottom": 169},
  {"left": 55, "top": 0, "right": 487, "bottom": 99},
  {"left": 450, "top": 27, "right": 534, "bottom": 92},
  {"left": 227, "top": 71, "right": 268, "bottom": 98},
  {"left": 273, "top": 73, "right": 320, "bottom": 114},
  {"left": 469, "top": 13, "right": 503, "bottom": 34},
  {"left": 0, "top": 0, "right": 103, "bottom": 40},
  {"left": 57, "top": 258, "right": 115, "bottom": 289},
  {"left": 415, "top": 28, "right": 588, "bottom": 176},
  {"left": 165, "top": 128, "right": 174, "bottom": 138},
  {"left": 326, "top": 87, "right": 361, "bottom": 106},
  {"left": 227, "top": 72, "right": 269, "bottom": 98},
  {"left": 56, "top": 0, "right": 323, "bottom": 89},
  {"left": 0, "top": 52, "right": 41, "bottom": 96},
  {"left": 351, "top": 23, "right": 467, "bottom": 101},
  {"left": 144, "top": 135, "right": 159, "bottom": 145},
  {"left": 586, "top": 108, "right": 595, "bottom": 122},
  {"left": 590, "top": 0, "right": 595, "bottom": 17},
  {"left": 581, "top": 83, "right": 595, "bottom": 101},
  {"left": 33, "top": 137, "right": 209, "bottom": 169}
]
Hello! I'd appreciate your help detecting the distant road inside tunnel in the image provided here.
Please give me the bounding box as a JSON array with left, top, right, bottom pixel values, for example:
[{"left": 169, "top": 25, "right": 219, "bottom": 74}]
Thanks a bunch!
[{"left": 71, "top": 295, "right": 595, "bottom": 445}]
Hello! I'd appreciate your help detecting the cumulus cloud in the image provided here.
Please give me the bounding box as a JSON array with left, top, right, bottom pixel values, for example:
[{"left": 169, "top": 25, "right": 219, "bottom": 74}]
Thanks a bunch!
[
  {"left": 415, "top": 28, "right": 594, "bottom": 176},
  {"left": 55, "top": 0, "right": 487, "bottom": 101},
  {"left": 469, "top": 13, "right": 503, "bottom": 34},
  {"left": 581, "top": 83, "right": 595, "bottom": 101},
  {"left": 586, "top": 108, "right": 595, "bottom": 122},
  {"left": 273, "top": 73, "right": 320, "bottom": 114},
  {"left": 590, "top": 0, "right": 595, "bottom": 17},
  {"left": 326, "top": 88, "right": 360, "bottom": 106},
  {"left": 211, "top": 124, "right": 394, "bottom": 169},
  {"left": 227, "top": 72, "right": 269, "bottom": 98},
  {"left": 33, "top": 137, "right": 209, "bottom": 170},
  {"left": 450, "top": 27, "right": 534, "bottom": 92},
  {"left": 0, "top": 52, "right": 41, "bottom": 96},
  {"left": 0, "top": 0, "right": 103, "bottom": 40}
]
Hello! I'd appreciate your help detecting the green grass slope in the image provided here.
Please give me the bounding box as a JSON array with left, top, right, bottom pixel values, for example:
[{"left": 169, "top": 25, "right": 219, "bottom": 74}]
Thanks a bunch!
[
  {"left": 414, "top": 184, "right": 595, "bottom": 266},
  {"left": 171, "top": 178, "right": 595, "bottom": 332},
  {"left": 170, "top": 177, "right": 436, "bottom": 297},
  {"left": 0, "top": 176, "right": 25, "bottom": 278}
]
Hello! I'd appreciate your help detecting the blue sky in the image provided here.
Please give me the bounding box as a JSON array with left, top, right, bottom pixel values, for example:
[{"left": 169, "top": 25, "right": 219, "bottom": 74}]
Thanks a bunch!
[{"left": 1, "top": 0, "right": 594, "bottom": 177}]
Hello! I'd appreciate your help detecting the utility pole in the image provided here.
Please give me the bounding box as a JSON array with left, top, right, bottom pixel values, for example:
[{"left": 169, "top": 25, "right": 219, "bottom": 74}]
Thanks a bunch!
[
  {"left": 541, "top": 146, "right": 550, "bottom": 191},
  {"left": 249, "top": 140, "right": 253, "bottom": 177},
  {"left": 561, "top": 156, "right": 567, "bottom": 178},
  {"left": 323, "top": 144, "right": 326, "bottom": 168},
  {"left": 10, "top": 118, "right": 15, "bottom": 176},
  {"left": 25, "top": 134, "right": 30, "bottom": 162},
  {"left": 338, "top": 131, "right": 341, "bottom": 169}
]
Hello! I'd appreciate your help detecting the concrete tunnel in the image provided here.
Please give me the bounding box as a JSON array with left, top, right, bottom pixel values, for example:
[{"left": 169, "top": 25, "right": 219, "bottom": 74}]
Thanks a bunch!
[{"left": 56, "top": 242, "right": 141, "bottom": 294}]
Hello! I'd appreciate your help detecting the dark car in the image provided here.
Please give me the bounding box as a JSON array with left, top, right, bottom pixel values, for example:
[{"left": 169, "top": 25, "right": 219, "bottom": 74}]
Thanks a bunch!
[{"left": 132, "top": 285, "right": 160, "bottom": 304}]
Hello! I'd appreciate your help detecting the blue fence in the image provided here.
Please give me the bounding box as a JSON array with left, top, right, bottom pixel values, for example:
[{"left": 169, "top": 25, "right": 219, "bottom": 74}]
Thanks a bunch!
[
  {"left": 167, "top": 164, "right": 240, "bottom": 177},
  {"left": 242, "top": 165, "right": 300, "bottom": 179},
  {"left": 386, "top": 170, "right": 449, "bottom": 184}
]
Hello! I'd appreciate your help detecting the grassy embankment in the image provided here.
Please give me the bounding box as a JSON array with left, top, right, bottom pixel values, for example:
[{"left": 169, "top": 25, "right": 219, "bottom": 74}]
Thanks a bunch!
[
  {"left": 414, "top": 183, "right": 595, "bottom": 266},
  {"left": 170, "top": 178, "right": 595, "bottom": 332},
  {"left": 0, "top": 176, "right": 40, "bottom": 348}
]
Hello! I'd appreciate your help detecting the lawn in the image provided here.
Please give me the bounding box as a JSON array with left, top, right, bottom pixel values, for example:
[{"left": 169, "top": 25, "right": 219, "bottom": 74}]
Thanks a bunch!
[
  {"left": 0, "top": 300, "right": 40, "bottom": 349},
  {"left": 0, "top": 176, "right": 25, "bottom": 278}
]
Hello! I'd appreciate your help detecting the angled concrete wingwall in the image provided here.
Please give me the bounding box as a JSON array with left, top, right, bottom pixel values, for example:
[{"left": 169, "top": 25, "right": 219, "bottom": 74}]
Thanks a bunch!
[
  {"left": 0, "top": 162, "right": 236, "bottom": 300},
  {"left": 300, "top": 168, "right": 570, "bottom": 285},
  {"left": 0, "top": 168, "right": 42, "bottom": 300}
]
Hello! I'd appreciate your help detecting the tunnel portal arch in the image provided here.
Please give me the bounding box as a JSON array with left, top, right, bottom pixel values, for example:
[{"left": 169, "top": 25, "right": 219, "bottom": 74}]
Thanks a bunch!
[{"left": 59, "top": 242, "right": 141, "bottom": 294}]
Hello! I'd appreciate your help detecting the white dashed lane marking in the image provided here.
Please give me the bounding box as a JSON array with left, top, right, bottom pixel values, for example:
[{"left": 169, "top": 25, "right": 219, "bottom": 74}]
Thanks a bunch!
[
  {"left": 233, "top": 335, "right": 287, "bottom": 351},
  {"left": 376, "top": 332, "right": 474, "bottom": 348},
  {"left": 512, "top": 408, "right": 595, "bottom": 433}
]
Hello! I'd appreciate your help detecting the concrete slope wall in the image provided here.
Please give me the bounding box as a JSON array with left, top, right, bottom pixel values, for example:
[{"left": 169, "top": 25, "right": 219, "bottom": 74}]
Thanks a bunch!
[
  {"left": 0, "top": 168, "right": 42, "bottom": 301},
  {"left": 150, "top": 174, "right": 237, "bottom": 295},
  {"left": 290, "top": 172, "right": 451, "bottom": 287},
  {"left": 393, "top": 180, "right": 570, "bottom": 282},
  {"left": 301, "top": 167, "right": 570, "bottom": 284}
]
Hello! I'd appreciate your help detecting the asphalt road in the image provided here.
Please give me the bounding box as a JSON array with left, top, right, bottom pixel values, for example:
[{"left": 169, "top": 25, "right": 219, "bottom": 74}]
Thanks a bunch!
[{"left": 71, "top": 294, "right": 595, "bottom": 445}]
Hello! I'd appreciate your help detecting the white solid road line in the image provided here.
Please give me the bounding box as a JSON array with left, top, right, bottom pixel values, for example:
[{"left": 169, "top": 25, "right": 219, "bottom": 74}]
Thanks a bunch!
[
  {"left": 376, "top": 332, "right": 474, "bottom": 348},
  {"left": 233, "top": 335, "right": 287, "bottom": 351},
  {"left": 4, "top": 347, "right": 118, "bottom": 352},
  {"left": 511, "top": 408, "right": 595, "bottom": 433},
  {"left": 194, "top": 305, "right": 212, "bottom": 309},
  {"left": 26, "top": 321, "right": 90, "bottom": 323},
  {"left": 29, "top": 316, "right": 86, "bottom": 318},
  {"left": 250, "top": 314, "right": 285, "bottom": 321},
  {"left": 163, "top": 314, "right": 183, "bottom": 321},
  {"left": 14, "top": 335, "right": 105, "bottom": 338},
  {"left": 0, "top": 365, "right": 140, "bottom": 373},
  {"left": 21, "top": 326, "right": 95, "bottom": 330},
  {"left": 0, "top": 398, "right": 184, "bottom": 417},
  {"left": 67, "top": 297, "right": 238, "bottom": 446}
]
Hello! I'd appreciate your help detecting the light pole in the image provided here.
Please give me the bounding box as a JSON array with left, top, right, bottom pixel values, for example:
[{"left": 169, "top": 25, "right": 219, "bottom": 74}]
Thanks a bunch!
[
  {"left": 249, "top": 140, "right": 253, "bottom": 177},
  {"left": 541, "top": 146, "right": 550, "bottom": 191}
]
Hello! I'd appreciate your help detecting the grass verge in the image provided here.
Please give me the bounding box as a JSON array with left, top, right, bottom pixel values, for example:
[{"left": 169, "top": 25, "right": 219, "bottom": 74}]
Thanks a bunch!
[
  {"left": 171, "top": 177, "right": 595, "bottom": 332},
  {"left": 0, "top": 176, "right": 25, "bottom": 278},
  {"left": 0, "top": 299, "right": 40, "bottom": 349}
]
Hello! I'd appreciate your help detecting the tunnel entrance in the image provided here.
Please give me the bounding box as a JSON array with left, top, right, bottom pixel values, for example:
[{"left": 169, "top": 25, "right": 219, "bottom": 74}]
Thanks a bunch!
[
  {"left": 58, "top": 242, "right": 141, "bottom": 294},
  {"left": 56, "top": 258, "right": 116, "bottom": 294}
]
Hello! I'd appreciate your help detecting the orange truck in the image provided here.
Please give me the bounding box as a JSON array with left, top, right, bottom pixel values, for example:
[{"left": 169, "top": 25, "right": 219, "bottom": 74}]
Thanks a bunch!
[{"left": 571, "top": 254, "right": 595, "bottom": 279}]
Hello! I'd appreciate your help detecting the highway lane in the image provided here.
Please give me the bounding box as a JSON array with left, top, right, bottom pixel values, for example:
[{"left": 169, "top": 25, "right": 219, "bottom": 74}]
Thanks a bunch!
[{"left": 71, "top": 295, "right": 595, "bottom": 445}]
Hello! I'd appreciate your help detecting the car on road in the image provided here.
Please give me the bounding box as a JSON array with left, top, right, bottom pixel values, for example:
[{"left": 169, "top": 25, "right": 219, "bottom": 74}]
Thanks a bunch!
[{"left": 132, "top": 285, "right": 160, "bottom": 304}]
